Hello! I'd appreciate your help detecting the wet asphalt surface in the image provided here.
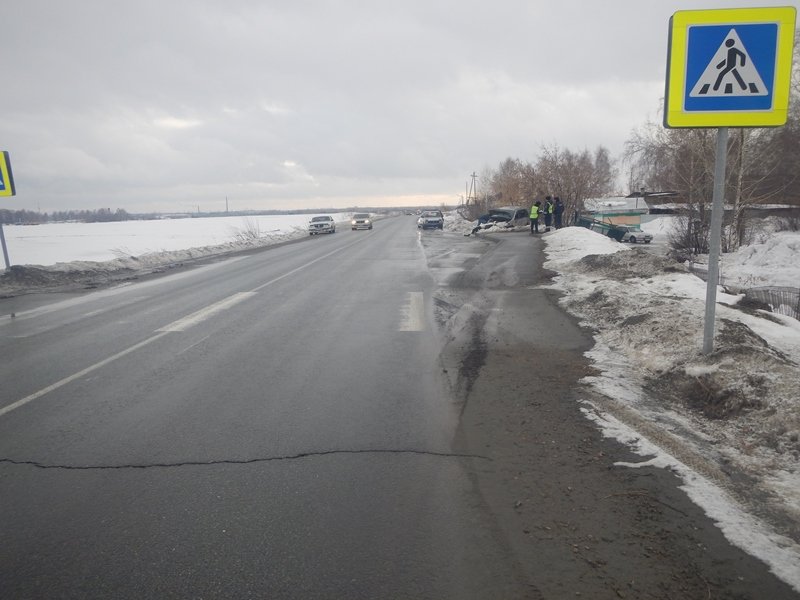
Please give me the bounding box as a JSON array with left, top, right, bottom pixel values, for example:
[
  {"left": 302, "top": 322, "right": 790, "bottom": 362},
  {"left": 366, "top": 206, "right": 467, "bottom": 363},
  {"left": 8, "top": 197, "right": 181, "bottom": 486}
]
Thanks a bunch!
[
  {"left": 0, "top": 216, "right": 797, "bottom": 599},
  {"left": 0, "top": 218, "right": 520, "bottom": 599}
]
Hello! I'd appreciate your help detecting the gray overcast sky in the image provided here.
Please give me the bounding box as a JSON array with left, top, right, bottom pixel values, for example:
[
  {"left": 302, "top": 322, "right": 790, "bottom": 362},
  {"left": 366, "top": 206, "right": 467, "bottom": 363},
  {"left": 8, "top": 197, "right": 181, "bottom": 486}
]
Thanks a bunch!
[{"left": 2, "top": 0, "right": 798, "bottom": 212}]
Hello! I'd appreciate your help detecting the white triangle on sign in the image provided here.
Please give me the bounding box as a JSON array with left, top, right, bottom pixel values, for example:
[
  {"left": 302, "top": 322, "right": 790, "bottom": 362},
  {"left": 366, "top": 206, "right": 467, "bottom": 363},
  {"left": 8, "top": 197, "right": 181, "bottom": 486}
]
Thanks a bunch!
[{"left": 689, "top": 29, "right": 768, "bottom": 97}]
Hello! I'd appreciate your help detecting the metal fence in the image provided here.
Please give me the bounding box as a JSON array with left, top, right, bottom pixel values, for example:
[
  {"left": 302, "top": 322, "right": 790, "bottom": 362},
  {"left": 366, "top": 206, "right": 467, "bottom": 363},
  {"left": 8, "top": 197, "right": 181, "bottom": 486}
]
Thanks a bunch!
[
  {"left": 688, "top": 266, "right": 799, "bottom": 320},
  {"left": 744, "top": 287, "right": 800, "bottom": 320}
]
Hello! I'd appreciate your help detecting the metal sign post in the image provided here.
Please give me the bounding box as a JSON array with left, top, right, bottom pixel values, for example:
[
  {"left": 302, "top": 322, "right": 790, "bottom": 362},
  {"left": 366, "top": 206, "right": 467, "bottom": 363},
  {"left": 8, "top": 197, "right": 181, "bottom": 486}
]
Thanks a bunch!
[
  {"left": 664, "top": 7, "right": 796, "bottom": 354},
  {"left": 0, "top": 151, "right": 17, "bottom": 269},
  {"left": 703, "top": 127, "right": 729, "bottom": 354},
  {"left": 0, "top": 223, "right": 10, "bottom": 270}
]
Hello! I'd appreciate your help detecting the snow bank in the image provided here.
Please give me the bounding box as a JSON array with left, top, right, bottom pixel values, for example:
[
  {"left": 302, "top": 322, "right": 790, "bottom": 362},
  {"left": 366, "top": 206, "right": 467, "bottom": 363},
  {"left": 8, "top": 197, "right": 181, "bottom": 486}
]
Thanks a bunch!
[
  {"left": 721, "top": 231, "right": 800, "bottom": 289},
  {"left": 543, "top": 225, "right": 800, "bottom": 591}
]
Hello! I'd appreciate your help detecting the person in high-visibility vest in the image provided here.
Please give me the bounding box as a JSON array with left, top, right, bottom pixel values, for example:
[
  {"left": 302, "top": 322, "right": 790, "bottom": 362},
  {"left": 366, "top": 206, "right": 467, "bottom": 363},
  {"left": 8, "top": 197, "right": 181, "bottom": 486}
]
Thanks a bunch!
[{"left": 530, "top": 201, "right": 541, "bottom": 234}]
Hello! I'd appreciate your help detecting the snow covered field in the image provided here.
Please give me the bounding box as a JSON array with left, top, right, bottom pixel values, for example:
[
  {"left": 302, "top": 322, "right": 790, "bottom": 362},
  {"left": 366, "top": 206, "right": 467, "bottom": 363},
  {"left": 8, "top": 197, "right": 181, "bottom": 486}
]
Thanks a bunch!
[{"left": 2, "top": 213, "right": 353, "bottom": 267}]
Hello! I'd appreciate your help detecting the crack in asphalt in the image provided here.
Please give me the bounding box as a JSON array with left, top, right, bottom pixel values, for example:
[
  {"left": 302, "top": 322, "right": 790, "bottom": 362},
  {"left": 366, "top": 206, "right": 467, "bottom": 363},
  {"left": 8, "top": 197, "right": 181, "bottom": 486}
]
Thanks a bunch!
[{"left": 0, "top": 448, "right": 491, "bottom": 471}]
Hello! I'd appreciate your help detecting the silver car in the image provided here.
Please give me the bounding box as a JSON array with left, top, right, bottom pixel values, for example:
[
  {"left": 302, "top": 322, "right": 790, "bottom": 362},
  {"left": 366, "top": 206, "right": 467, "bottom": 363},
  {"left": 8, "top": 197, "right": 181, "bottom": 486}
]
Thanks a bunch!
[
  {"left": 620, "top": 226, "right": 653, "bottom": 244},
  {"left": 417, "top": 210, "right": 444, "bottom": 230},
  {"left": 308, "top": 215, "right": 336, "bottom": 235},
  {"left": 487, "top": 206, "right": 530, "bottom": 227},
  {"left": 351, "top": 213, "right": 373, "bottom": 230}
]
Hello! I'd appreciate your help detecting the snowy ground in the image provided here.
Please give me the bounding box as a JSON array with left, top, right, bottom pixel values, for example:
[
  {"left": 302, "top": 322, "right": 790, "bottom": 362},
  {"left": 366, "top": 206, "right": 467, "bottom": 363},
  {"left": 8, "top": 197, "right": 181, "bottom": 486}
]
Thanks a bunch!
[
  {"left": 0, "top": 213, "right": 358, "bottom": 296},
  {"left": 449, "top": 212, "right": 800, "bottom": 590},
  {"left": 640, "top": 215, "right": 800, "bottom": 289},
  {"left": 2, "top": 213, "right": 355, "bottom": 266}
]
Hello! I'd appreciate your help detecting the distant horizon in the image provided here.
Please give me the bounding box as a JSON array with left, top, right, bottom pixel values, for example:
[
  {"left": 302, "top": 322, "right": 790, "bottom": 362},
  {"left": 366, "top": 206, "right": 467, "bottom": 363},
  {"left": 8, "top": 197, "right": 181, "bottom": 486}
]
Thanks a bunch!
[{"left": 2, "top": 203, "right": 455, "bottom": 218}]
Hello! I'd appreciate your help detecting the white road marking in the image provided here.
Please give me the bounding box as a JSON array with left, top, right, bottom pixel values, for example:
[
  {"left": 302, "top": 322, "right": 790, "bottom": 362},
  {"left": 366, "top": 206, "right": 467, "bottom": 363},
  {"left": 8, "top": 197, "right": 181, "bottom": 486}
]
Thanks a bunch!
[
  {"left": 1, "top": 295, "right": 152, "bottom": 330},
  {"left": 177, "top": 335, "right": 211, "bottom": 356},
  {"left": 399, "top": 292, "right": 425, "bottom": 332},
  {"left": 249, "top": 238, "right": 364, "bottom": 292},
  {"left": 1, "top": 236, "right": 370, "bottom": 418},
  {"left": 157, "top": 292, "right": 256, "bottom": 332},
  {"left": 0, "top": 331, "right": 171, "bottom": 419},
  {"left": 0, "top": 255, "right": 250, "bottom": 326}
]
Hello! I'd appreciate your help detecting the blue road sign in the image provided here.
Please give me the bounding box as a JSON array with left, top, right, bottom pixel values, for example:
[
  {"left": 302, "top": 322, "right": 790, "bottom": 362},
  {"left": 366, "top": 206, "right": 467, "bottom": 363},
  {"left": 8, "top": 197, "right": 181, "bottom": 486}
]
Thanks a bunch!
[
  {"left": 664, "top": 7, "right": 796, "bottom": 128},
  {"left": 685, "top": 23, "right": 777, "bottom": 113}
]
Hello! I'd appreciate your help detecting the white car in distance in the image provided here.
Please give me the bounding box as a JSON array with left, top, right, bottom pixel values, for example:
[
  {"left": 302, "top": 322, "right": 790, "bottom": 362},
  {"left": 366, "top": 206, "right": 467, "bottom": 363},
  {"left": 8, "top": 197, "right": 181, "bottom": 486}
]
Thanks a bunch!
[
  {"left": 308, "top": 215, "right": 336, "bottom": 235},
  {"left": 619, "top": 226, "right": 653, "bottom": 244}
]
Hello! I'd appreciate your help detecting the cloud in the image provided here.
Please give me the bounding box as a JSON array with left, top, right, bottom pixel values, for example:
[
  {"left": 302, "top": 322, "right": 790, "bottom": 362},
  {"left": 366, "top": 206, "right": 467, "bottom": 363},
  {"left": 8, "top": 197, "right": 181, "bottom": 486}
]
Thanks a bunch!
[
  {"left": 2, "top": 0, "right": 793, "bottom": 212},
  {"left": 153, "top": 117, "right": 203, "bottom": 130}
]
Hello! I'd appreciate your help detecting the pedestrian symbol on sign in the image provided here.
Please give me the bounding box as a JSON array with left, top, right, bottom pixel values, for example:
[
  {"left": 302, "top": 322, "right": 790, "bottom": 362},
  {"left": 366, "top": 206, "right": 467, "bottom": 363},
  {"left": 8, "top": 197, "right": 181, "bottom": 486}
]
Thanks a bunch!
[{"left": 690, "top": 29, "right": 767, "bottom": 98}]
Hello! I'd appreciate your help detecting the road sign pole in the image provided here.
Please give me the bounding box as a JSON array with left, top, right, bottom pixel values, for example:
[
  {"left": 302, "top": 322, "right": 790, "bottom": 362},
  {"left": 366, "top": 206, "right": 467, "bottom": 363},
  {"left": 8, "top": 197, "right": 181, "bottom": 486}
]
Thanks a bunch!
[
  {"left": 703, "top": 126, "right": 729, "bottom": 355},
  {"left": 0, "top": 222, "right": 10, "bottom": 269}
]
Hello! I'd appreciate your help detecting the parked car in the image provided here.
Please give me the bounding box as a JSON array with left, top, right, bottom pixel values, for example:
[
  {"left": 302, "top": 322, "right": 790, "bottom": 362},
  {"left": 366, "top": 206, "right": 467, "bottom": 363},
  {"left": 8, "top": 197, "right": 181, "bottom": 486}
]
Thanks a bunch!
[
  {"left": 619, "top": 226, "right": 653, "bottom": 244},
  {"left": 351, "top": 213, "right": 373, "bottom": 230},
  {"left": 308, "top": 215, "right": 336, "bottom": 235},
  {"left": 417, "top": 210, "right": 444, "bottom": 230}
]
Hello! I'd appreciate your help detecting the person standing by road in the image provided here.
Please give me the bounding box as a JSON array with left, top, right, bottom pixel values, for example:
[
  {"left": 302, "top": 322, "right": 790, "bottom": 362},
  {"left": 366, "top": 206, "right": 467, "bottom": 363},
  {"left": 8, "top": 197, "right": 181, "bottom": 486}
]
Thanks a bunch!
[
  {"left": 543, "top": 196, "right": 554, "bottom": 232},
  {"left": 554, "top": 197, "right": 564, "bottom": 229},
  {"left": 530, "top": 201, "right": 541, "bottom": 234}
]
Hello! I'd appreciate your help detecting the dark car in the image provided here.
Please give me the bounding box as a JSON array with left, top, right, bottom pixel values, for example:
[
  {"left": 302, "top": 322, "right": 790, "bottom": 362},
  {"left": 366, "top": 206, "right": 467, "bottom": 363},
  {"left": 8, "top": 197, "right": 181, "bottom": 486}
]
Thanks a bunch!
[{"left": 469, "top": 206, "right": 530, "bottom": 234}]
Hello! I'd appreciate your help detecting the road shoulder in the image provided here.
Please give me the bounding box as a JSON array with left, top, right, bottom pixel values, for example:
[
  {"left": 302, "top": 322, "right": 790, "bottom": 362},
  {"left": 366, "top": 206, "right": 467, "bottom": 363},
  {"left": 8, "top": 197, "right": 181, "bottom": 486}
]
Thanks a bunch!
[{"left": 436, "top": 232, "right": 797, "bottom": 599}]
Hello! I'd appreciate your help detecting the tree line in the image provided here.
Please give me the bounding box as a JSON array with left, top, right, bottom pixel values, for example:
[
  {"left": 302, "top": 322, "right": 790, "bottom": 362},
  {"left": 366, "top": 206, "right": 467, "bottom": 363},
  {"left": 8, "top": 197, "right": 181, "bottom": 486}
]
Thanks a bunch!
[
  {"left": 0, "top": 208, "right": 134, "bottom": 225},
  {"left": 470, "top": 31, "right": 800, "bottom": 253}
]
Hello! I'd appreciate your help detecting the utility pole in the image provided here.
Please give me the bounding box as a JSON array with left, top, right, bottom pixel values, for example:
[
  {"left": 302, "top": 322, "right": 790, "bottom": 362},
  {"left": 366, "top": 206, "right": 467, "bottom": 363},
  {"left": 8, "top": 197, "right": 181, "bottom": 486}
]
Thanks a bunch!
[{"left": 467, "top": 171, "right": 478, "bottom": 205}]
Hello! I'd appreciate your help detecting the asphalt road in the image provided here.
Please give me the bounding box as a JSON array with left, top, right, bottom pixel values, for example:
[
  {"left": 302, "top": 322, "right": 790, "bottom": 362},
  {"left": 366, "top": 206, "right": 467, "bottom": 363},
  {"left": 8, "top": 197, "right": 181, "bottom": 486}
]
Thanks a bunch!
[
  {"left": 0, "top": 217, "right": 526, "bottom": 599},
  {"left": 2, "top": 216, "right": 797, "bottom": 599}
]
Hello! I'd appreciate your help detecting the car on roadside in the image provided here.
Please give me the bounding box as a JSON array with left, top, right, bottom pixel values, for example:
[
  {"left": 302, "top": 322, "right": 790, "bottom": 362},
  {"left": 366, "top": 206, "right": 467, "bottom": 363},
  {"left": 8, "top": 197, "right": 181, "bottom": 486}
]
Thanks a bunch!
[
  {"left": 417, "top": 210, "right": 444, "bottom": 230},
  {"left": 308, "top": 215, "right": 336, "bottom": 235},
  {"left": 468, "top": 206, "right": 530, "bottom": 234},
  {"left": 487, "top": 206, "right": 530, "bottom": 227},
  {"left": 351, "top": 213, "right": 373, "bottom": 230},
  {"left": 619, "top": 225, "right": 653, "bottom": 244}
]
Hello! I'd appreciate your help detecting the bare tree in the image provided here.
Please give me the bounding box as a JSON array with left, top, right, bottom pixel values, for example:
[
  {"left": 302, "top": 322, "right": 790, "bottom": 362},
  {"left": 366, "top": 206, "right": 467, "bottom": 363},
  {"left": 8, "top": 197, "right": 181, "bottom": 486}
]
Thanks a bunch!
[
  {"left": 491, "top": 158, "right": 528, "bottom": 206},
  {"left": 625, "top": 120, "right": 719, "bottom": 254},
  {"left": 537, "top": 144, "right": 617, "bottom": 222}
]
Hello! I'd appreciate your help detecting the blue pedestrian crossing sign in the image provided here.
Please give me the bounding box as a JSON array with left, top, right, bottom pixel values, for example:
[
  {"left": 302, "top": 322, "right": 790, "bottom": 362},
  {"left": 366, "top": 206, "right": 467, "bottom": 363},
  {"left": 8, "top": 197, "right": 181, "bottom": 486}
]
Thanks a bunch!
[
  {"left": 665, "top": 7, "right": 796, "bottom": 128},
  {"left": 0, "top": 151, "right": 15, "bottom": 197}
]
